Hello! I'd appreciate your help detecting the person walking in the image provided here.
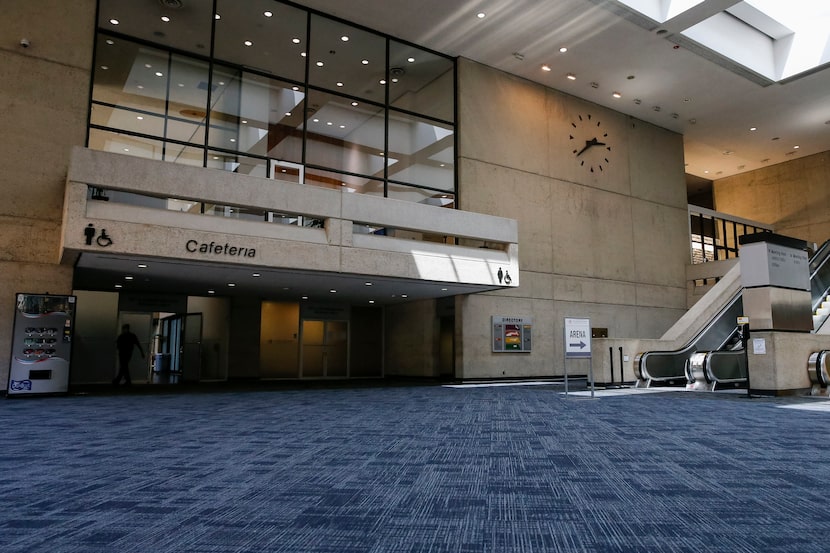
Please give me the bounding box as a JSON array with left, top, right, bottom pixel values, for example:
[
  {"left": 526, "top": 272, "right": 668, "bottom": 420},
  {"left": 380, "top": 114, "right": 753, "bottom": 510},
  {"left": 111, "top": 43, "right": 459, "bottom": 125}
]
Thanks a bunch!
[{"left": 113, "top": 324, "right": 144, "bottom": 386}]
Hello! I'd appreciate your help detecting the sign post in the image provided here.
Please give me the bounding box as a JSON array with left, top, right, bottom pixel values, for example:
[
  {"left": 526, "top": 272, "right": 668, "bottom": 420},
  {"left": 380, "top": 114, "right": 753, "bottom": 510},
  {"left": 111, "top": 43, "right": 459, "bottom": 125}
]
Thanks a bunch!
[{"left": 564, "top": 317, "right": 593, "bottom": 398}]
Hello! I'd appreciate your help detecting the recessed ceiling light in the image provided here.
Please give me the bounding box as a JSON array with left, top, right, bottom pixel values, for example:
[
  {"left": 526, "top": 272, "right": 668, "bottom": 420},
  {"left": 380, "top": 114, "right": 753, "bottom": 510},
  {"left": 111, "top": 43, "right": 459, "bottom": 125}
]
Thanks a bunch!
[
  {"left": 559, "top": 47, "right": 568, "bottom": 53},
  {"left": 230, "top": 138, "right": 236, "bottom": 142},
  {"left": 161, "top": 16, "right": 170, "bottom": 22},
  {"left": 477, "top": 12, "right": 486, "bottom": 19},
  {"left": 213, "top": 156, "right": 219, "bottom": 160},
  {"left": 369, "top": 300, "right": 375, "bottom": 304},
  {"left": 401, "top": 294, "right": 408, "bottom": 298},
  {"left": 215, "top": 14, "right": 221, "bottom": 20},
  {"left": 339, "top": 124, "right": 345, "bottom": 129},
  {"left": 541, "top": 64, "right": 551, "bottom": 72},
  {"left": 241, "top": 119, "right": 247, "bottom": 124},
  {"left": 109, "top": 18, "right": 119, "bottom": 25},
  {"left": 351, "top": 101, "right": 359, "bottom": 106},
  {"left": 316, "top": 61, "right": 324, "bottom": 67},
  {"left": 365, "top": 282, "right": 373, "bottom": 286},
  {"left": 124, "top": 276, "right": 134, "bottom": 280},
  {"left": 612, "top": 91, "right": 622, "bottom": 98},
  {"left": 336, "top": 82, "right": 344, "bottom": 87},
  {"left": 100, "top": 65, "right": 109, "bottom": 70},
  {"left": 138, "top": 264, "right": 147, "bottom": 268},
  {"left": 145, "top": 63, "right": 152, "bottom": 68},
  {"left": 750, "top": 127, "right": 757, "bottom": 131},
  {"left": 326, "top": 121, "right": 333, "bottom": 126},
  {"left": 330, "top": 289, "right": 337, "bottom": 293},
  {"left": 566, "top": 73, "right": 576, "bottom": 80},
  {"left": 441, "top": 288, "right": 448, "bottom": 291},
  {"left": 115, "top": 284, "right": 123, "bottom": 289},
  {"left": 379, "top": 79, "right": 386, "bottom": 85},
  {"left": 244, "top": 40, "right": 253, "bottom": 46},
  {"left": 301, "top": 296, "right": 308, "bottom": 300},
  {"left": 794, "top": 145, "right": 800, "bottom": 149},
  {"left": 361, "top": 59, "right": 369, "bottom": 65},
  {"left": 285, "top": 112, "right": 292, "bottom": 116},
  {"left": 252, "top": 273, "right": 261, "bottom": 277},
  {"left": 313, "top": 118, "right": 319, "bottom": 122},
  {"left": 264, "top": 11, "right": 273, "bottom": 17},
  {"left": 106, "top": 39, "right": 115, "bottom": 45},
  {"left": 137, "top": 85, "right": 144, "bottom": 89},
  {"left": 155, "top": 71, "right": 163, "bottom": 77},
  {"left": 208, "top": 289, "right": 215, "bottom": 294},
  {"left": 407, "top": 57, "right": 415, "bottom": 63},
  {"left": 292, "top": 37, "right": 301, "bottom": 44},
  {"left": 228, "top": 283, "right": 236, "bottom": 287},
  {"left": 341, "top": 35, "right": 349, "bottom": 42},
  {"left": 123, "top": 148, "right": 129, "bottom": 152}
]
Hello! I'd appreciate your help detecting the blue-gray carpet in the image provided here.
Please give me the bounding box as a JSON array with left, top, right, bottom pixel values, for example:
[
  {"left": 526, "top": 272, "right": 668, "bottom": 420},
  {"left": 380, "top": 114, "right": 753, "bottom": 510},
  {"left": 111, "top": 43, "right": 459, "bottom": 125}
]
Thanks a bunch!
[{"left": 1, "top": 384, "right": 829, "bottom": 552}]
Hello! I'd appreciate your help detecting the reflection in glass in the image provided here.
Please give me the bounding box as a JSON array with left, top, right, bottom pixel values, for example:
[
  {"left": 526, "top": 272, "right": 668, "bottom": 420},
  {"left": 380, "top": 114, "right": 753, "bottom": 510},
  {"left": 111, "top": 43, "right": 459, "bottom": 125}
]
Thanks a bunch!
[
  {"left": 92, "top": 38, "right": 170, "bottom": 119},
  {"left": 387, "top": 110, "right": 454, "bottom": 191},
  {"left": 305, "top": 90, "right": 385, "bottom": 178},
  {"left": 214, "top": 0, "right": 307, "bottom": 83},
  {"left": 165, "top": 55, "right": 209, "bottom": 145},
  {"left": 308, "top": 15, "right": 386, "bottom": 102},
  {"left": 207, "top": 151, "right": 268, "bottom": 178},
  {"left": 304, "top": 167, "right": 384, "bottom": 195},
  {"left": 389, "top": 41, "right": 454, "bottom": 122},
  {"left": 209, "top": 65, "right": 304, "bottom": 163},
  {"left": 88, "top": 128, "right": 164, "bottom": 160},
  {"left": 97, "top": 0, "right": 213, "bottom": 56}
]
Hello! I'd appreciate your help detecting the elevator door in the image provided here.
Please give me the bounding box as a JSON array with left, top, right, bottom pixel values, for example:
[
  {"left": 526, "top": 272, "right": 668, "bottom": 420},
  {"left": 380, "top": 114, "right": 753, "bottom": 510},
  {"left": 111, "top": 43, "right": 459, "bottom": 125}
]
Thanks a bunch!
[{"left": 301, "top": 320, "right": 348, "bottom": 378}]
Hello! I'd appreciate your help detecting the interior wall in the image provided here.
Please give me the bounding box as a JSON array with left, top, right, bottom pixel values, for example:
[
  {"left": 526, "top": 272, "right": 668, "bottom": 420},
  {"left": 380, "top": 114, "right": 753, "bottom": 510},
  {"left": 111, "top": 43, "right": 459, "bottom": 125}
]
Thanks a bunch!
[
  {"left": 712, "top": 151, "right": 830, "bottom": 245},
  {"left": 454, "top": 59, "right": 689, "bottom": 379},
  {"left": 71, "top": 290, "right": 119, "bottom": 384},
  {"left": 188, "top": 295, "right": 231, "bottom": 381},
  {"left": 228, "top": 297, "right": 262, "bottom": 378},
  {"left": 385, "top": 299, "right": 439, "bottom": 377},
  {"left": 260, "top": 301, "right": 300, "bottom": 378},
  {"left": 0, "top": 1, "right": 95, "bottom": 381},
  {"left": 350, "top": 306, "right": 383, "bottom": 377}
]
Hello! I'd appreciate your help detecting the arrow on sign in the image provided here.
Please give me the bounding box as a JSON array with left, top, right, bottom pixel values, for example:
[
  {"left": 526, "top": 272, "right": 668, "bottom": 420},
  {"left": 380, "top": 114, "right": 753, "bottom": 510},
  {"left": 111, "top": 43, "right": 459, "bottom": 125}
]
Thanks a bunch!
[{"left": 569, "top": 341, "right": 587, "bottom": 349}]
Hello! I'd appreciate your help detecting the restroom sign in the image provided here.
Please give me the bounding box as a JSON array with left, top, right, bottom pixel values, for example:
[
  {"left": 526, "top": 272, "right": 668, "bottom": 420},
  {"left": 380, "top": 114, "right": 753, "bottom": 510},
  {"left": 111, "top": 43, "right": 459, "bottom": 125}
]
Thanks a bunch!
[{"left": 564, "top": 317, "right": 591, "bottom": 358}]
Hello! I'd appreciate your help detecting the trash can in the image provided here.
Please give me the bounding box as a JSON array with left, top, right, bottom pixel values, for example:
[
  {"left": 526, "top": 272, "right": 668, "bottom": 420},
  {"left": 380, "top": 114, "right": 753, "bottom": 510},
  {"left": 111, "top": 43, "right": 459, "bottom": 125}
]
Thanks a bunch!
[{"left": 154, "top": 353, "right": 171, "bottom": 373}]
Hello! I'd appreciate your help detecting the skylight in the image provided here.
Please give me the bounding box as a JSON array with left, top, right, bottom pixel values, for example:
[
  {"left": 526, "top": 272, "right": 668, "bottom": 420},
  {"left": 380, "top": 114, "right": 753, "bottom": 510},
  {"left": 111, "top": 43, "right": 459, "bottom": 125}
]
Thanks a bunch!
[{"left": 615, "top": 0, "right": 830, "bottom": 82}]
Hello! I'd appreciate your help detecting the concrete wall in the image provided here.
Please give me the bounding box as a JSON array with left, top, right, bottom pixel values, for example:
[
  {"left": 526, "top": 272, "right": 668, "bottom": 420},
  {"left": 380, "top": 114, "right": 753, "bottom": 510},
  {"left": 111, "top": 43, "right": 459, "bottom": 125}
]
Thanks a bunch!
[
  {"left": 713, "top": 151, "right": 830, "bottom": 245},
  {"left": 453, "top": 59, "right": 689, "bottom": 379},
  {"left": 0, "top": 1, "right": 95, "bottom": 382}
]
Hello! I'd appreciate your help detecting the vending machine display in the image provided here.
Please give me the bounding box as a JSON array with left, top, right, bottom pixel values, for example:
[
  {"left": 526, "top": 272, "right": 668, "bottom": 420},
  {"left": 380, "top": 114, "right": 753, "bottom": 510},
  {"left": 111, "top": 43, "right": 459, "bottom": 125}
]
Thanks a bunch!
[{"left": 7, "top": 293, "right": 76, "bottom": 396}]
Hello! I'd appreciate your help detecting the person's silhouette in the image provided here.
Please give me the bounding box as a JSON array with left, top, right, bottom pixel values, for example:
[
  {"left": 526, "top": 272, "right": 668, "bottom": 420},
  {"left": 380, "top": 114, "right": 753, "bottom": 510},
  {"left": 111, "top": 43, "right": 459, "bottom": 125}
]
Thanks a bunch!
[{"left": 113, "top": 324, "right": 144, "bottom": 386}]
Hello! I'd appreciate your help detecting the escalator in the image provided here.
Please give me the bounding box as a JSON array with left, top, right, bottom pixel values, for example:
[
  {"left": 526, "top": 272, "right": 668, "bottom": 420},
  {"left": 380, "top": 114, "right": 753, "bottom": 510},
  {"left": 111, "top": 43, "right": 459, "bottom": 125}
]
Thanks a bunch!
[{"left": 635, "top": 239, "right": 830, "bottom": 390}]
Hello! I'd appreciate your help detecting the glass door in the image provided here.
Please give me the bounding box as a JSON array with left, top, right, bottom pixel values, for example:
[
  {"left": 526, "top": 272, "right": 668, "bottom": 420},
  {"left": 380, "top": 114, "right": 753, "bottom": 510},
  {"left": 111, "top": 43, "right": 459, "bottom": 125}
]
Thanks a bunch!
[{"left": 301, "top": 320, "right": 348, "bottom": 378}]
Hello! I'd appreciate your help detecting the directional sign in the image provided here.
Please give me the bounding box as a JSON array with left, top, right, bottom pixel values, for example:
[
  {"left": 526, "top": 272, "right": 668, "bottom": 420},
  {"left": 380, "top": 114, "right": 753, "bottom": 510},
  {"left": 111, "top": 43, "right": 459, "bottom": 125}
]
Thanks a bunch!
[{"left": 564, "top": 317, "right": 591, "bottom": 359}]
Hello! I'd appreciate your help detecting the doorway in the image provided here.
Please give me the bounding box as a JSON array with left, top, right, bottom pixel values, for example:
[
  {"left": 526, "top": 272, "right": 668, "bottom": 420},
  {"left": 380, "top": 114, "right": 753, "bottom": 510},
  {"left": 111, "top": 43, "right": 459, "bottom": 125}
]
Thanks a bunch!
[
  {"left": 155, "top": 313, "right": 203, "bottom": 383},
  {"left": 301, "top": 320, "right": 348, "bottom": 378}
]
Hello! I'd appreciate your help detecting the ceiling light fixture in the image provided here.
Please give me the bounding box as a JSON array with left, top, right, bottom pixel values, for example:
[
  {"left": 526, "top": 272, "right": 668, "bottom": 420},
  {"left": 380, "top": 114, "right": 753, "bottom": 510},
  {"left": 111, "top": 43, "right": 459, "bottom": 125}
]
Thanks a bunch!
[
  {"left": 316, "top": 61, "right": 324, "bottom": 67},
  {"left": 138, "top": 264, "right": 147, "bottom": 268},
  {"left": 109, "top": 18, "right": 119, "bottom": 25},
  {"left": 559, "top": 47, "right": 568, "bottom": 53},
  {"left": 161, "top": 16, "right": 170, "bottom": 22},
  {"left": 477, "top": 12, "right": 486, "bottom": 19},
  {"left": 252, "top": 273, "right": 261, "bottom": 277},
  {"left": 750, "top": 127, "right": 757, "bottom": 131},
  {"left": 361, "top": 59, "right": 369, "bottom": 65},
  {"left": 292, "top": 38, "right": 301, "bottom": 44},
  {"left": 407, "top": 57, "right": 415, "bottom": 63},
  {"left": 244, "top": 40, "right": 253, "bottom": 46},
  {"left": 612, "top": 91, "right": 622, "bottom": 98},
  {"left": 566, "top": 73, "right": 576, "bottom": 80},
  {"left": 264, "top": 11, "right": 273, "bottom": 17},
  {"left": 541, "top": 64, "right": 551, "bottom": 72},
  {"left": 341, "top": 35, "right": 349, "bottom": 42},
  {"left": 208, "top": 289, "right": 215, "bottom": 294},
  {"left": 228, "top": 283, "right": 236, "bottom": 287}
]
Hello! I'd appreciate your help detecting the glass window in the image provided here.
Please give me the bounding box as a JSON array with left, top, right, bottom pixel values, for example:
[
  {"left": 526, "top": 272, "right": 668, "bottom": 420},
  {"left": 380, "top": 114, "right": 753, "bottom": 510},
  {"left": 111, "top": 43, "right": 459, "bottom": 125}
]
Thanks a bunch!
[
  {"left": 93, "top": 38, "right": 170, "bottom": 120},
  {"left": 387, "top": 110, "right": 454, "bottom": 191},
  {"left": 389, "top": 41, "right": 454, "bottom": 122},
  {"left": 308, "top": 15, "right": 386, "bottom": 103},
  {"left": 305, "top": 90, "right": 385, "bottom": 178},
  {"left": 208, "top": 65, "right": 304, "bottom": 163},
  {"left": 98, "top": 0, "right": 213, "bottom": 56},
  {"left": 164, "top": 144, "right": 205, "bottom": 167},
  {"left": 214, "top": 0, "right": 308, "bottom": 83},
  {"left": 165, "top": 56, "right": 209, "bottom": 145},
  {"left": 88, "top": 128, "right": 164, "bottom": 160},
  {"left": 304, "top": 168, "right": 383, "bottom": 195}
]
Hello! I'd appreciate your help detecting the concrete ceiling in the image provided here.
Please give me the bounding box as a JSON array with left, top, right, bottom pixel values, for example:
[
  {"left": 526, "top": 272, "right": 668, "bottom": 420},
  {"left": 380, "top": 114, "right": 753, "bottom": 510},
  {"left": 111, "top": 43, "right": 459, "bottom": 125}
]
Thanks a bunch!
[{"left": 293, "top": 0, "right": 830, "bottom": 182}]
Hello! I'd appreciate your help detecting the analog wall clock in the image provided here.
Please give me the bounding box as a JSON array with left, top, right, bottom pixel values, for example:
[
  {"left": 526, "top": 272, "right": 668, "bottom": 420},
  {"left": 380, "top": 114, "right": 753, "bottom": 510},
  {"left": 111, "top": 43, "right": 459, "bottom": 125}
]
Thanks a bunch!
[{"left": 569, "top": 113, "right": 611, "bottom": 173}]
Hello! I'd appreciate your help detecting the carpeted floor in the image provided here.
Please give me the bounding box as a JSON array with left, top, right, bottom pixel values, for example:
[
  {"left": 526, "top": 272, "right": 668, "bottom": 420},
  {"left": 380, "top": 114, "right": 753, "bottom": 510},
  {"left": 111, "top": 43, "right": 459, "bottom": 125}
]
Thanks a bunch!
[{"left": 1, "top": 383, "right": 829, "bottom": 552}]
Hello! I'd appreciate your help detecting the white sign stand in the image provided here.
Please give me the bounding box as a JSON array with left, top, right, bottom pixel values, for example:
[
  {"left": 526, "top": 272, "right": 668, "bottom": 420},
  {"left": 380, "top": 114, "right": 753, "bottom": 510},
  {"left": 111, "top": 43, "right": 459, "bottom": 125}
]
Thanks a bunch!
[{"left": 564, "top": 317, "right": 594, "bottom": 398}]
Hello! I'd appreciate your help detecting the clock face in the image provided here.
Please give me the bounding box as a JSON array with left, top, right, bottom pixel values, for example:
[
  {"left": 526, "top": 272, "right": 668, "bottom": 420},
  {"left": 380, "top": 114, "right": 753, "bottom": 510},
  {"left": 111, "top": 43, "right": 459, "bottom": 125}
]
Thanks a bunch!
[{"left": 569, "top": 113, "right": 611, "bottom": 173}]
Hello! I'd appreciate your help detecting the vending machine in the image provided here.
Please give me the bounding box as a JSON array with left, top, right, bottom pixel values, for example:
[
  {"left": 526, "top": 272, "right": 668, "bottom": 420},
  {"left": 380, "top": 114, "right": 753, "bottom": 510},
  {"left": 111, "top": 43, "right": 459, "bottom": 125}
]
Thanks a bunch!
[{"left": 7, "top": 293, "right": 76, "bottom": 396}]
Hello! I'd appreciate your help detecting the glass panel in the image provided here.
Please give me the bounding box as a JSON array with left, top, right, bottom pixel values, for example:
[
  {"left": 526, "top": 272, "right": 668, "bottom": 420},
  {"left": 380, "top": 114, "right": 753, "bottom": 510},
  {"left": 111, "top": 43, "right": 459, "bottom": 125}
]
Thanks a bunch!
[
  {"left": 208, "top": 66, "right": 304, "bottom": 163},
  {"left": 388, "top": 110, "right": 454, "bottom": 190},
  {"left": 387, "top": 183, "right": 454, "bottom": 206},
  {"left": 308, "top": 14, "right": 386, "bottom": 102},
  {"left": 389, "top": 41, "right": 455, "bottom": 122},
  {"left": 90, "top": 104, "right": 165, "bottom": 137},
  {"left": 207, "top": 151, "right": 268, "bottom": 178},
  {"left": 164, "top": 144, "right": 204, "bottom": 167},
  {"left": 165, "top": 55, "right": 209, "bottom": 144},
  {"left": 88, "top": 128, "right": 164, "bottom": 160},
  {"left": 305, "top": 90, "right": 385, "bottom": 177},
  {"left": 304, "top": 167, "right": 383, "bottom": 195},
  {"left": 93, "top": 36, "right": 169, "bottom": 119},
  {"left": 98, "top": 0, "right": 213, "bottom": 56},
  {"left": 213, "top": 0, "right": 308, "bottom": 82}
]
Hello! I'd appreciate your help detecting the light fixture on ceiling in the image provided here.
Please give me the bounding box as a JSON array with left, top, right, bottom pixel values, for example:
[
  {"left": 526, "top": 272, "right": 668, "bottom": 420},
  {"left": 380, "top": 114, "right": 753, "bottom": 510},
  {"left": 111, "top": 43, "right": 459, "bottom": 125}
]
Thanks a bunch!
[
  {"left": 244, "top": 40, "right": 253, "bottom": 46},
  {"left": 138, "top": 264, "right": 147, "bottom": 268},
  {"left": 750, "top": 127, "right": 757, "bottom": 131},
  {"left": 612, "top": 91, "right": 622, "bottom": 98},
  {"left": 541, "top": 64, "right": 551, "bottom": 72},
  {"left": 264, "top": 11, "right": 273, "bottom": 17},
  {"left": 477, "top": 12, "right": 486, "bottom": 19},
  {"left": 161, "top": 16, "right": 170, "bottom": 22},
  {"left": 109, "top": 18, "right": 119, "bottom": 25},
  {"left": 228, "top": 283, "right": 236, "bottom": 287},
  {"left": 252, "top": 273, "right": 261, "bottom": 277},
  {"left": 566, "top": 73, "right": 576, "bottom": 80},
  {"left": 559, "top": 47, "right": 568, "bottom": 53},
  {"left": 794, "top": 145, "right": 800, "bottom": 149},
  {"left": 341, "top": 35, "right": 349, "bottom": 42}
]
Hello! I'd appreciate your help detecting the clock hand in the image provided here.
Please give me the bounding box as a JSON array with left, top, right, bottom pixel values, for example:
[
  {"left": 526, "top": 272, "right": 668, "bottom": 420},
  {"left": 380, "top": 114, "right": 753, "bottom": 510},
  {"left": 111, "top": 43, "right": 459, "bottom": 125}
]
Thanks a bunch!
[{"left": 576, "top": 138, "right": 604, "bottom": 156}]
